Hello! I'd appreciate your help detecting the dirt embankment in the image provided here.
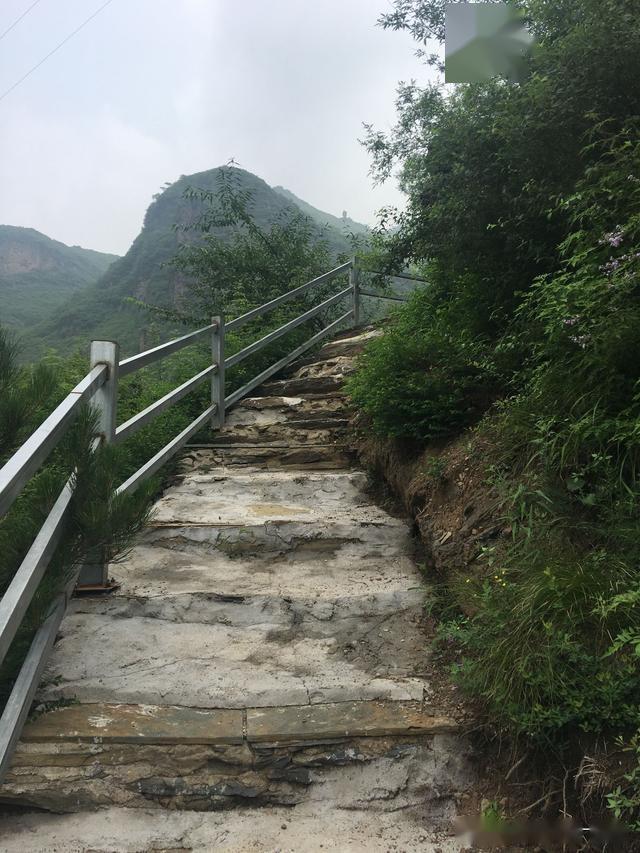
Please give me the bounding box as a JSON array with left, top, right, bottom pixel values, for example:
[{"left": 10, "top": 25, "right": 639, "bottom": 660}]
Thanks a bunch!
[
  {"left": 352, "top": 417, "right": 640, "bottom": 851},
  {"left": 354, "top": 420, "right": 508, "bottom": 588}
]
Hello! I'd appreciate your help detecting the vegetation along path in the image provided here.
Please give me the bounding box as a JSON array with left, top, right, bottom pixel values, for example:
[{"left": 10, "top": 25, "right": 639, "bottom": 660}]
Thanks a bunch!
[{"left": 0, "top": 329, "right": 475, "bottom": 851}]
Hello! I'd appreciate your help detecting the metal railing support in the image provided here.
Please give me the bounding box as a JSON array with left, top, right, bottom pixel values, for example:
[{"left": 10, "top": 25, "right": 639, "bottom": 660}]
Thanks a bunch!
[
  {"left": 211, "top": 316, "right": 225, "bottom": 429},
  {"left": 349, "top": 257, "right": 360, "bottom": 327},
  {"left": 78, "top": 340, "right": 119, "bottom": 588},
  {"left": 89, "top": 340, "right": 119, "bottom": 444}
]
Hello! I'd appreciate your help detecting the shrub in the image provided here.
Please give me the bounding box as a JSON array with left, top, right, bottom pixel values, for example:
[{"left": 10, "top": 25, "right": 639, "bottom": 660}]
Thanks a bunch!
[{"left": 347, "top": 286, "right": 499, "bottom": 441}]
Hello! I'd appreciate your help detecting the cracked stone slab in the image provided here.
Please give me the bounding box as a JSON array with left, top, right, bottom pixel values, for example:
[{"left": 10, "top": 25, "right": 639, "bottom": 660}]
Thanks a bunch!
[
  {"left": 19, "top": 701, "right": 456, "bottom": 747},
  {"left": 101, "top": 543, "right": 421, "bottom": 600},
  {"left": 37, "top": 614, "right": 429, "bottom": 708},
  {"left": 151, "top": 470, "right": 394, "bottom": 526},
  {"left": 246, "top": 700, "right": 458, "bottom": 743}
]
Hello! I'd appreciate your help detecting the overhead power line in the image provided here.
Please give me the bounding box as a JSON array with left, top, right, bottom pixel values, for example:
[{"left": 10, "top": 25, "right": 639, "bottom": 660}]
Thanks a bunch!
[
  {"left": 0, "top": 0, "right": 115, "bottom": 105},
  {"left": 0, "top": 0, "right": 44, "bottom": 43}
]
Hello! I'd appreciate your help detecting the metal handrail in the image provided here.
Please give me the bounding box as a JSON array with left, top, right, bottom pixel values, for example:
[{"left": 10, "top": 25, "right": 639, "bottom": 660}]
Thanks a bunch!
[
  {"left": 0, "top": 364, "right": 108, "bottom": 519},
  {"left": 225, "top": 286, "right": 352, "bottom": 369},
  {"left": 118, "top": 322, "right": 217, "bottom": 377},
  {"left": 360, "top": 287, "right": 408, "bottom": 302},
  {"left": 0, "top": 254, "right": 418, "bottom": 782},
  {"left": 117, "top": 405, "right": 217, "bottom": 496},
  {"left": 367, "top": 269, "right": 429, "bottom": 284},
  {"left": 226, "top": 261, "right": 351, "bottom": 332},
  {"left": 114, "top": 364, "right": 216, "bottom": 444}
]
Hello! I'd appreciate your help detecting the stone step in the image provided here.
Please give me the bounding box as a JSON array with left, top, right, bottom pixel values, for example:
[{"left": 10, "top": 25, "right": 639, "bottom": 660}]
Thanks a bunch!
[
  {"left": 18, "top": 700, "right": 459, "bottom": 745},
  {"left": 287, "top": 355, "right": 358, "bottom": 381},
  {"left": 212, "top": 425, "right": 349, "bottom": 446},
  {"left": 226, "top": 394, "right": 350, "bottom": 420},
  {"left": 35, "top": 604, "right": 429, "bottom": 709},
  {"left": 254, "top": 374, "right": 345, "bottom": 397},
  {"left": 182, "top": 444, "right": 354, "bottom": 471},
  {"left": 139, "top": 517, "right": 412, "bottom": 558},
  {"left": 99, "top": 537, "right": 419, "bottom": 599},
  {"left": 301, "top": 327, "right": 382, "bottom": 362},
  {"left": 151, "top": 470, "right": 394, "bottom": 527},
  {"left": 0, "top": 701, "right": 466, "bottom": 817},
  {"left": 0, "top": 805, "right": 467, "bottom": 852}
]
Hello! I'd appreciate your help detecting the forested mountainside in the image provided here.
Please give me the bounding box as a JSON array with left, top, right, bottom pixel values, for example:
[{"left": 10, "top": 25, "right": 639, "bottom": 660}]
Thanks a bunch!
[
  {"left": 20, "top": 167, "right": 366, "bottom": 359},
  {"left": 272, "top": 185, "right": 370, "bottom": 238},
  {"left": 0, "top": 226, "right": 117, "bottom": 333}
]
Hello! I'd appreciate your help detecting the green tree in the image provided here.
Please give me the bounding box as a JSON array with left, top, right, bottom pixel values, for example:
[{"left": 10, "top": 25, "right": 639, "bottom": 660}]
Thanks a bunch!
[{"left": 364, "top": 0, "right": 640, "bottom": 341}]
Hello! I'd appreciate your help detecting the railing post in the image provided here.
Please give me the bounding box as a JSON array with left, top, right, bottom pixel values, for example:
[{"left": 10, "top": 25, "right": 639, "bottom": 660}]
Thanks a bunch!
[
  {"left": 78, "top": 340, "right": 119, "bottom": 589},
  {"left": 212, "top": 315, "right": 225, "bottom": 429},
  {"left": 349, "top": 257, "right": 360, "bottom": 327},
  {"left": 89, "top": 340, "right": 119, "bottom": 444}
]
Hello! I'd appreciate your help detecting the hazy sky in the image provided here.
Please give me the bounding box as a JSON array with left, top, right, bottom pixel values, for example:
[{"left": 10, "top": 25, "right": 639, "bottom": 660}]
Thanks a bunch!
[{"left": 0, "top": 0, "right": 430, "bottom": 255}]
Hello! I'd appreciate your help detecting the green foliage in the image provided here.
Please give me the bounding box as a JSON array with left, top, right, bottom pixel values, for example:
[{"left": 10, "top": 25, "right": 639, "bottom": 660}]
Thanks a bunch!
[
  {"left": 166, "top": 165, "right": 336, "bottom": 324},
  {"left": 365, "top": 0, "right": 640, "bottom": 339},
  {"left": 415, "top": 123, "right": 640, "bottom": 748},
  {"left": 347, "top": 286, "right": 498, "bottom": 441},
  {"left": 607, "top": 731, "right": 640, "bottom": 831},
  {"left": 350, "top": 0, "right": 640, "bottom": 811},
  {"left": 453, "top": 487, "right": 640, "bottom": 740},
  {"left": 0, "top": 226, "right": 116, "bottom": 340},
  {"left": 0, "top": 330, "right": 153, "bottom": 708}
]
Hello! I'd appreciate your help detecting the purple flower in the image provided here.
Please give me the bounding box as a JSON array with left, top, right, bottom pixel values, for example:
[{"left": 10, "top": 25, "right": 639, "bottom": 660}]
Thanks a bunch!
[
  {"left": 562, "top": 316, "right": 580, "bottom": 326},
  {"left": 600, "top": 227, "right": 625, "bottom": 248},
  {"left": 570, "top": 334, "right": 591, "bottom": 349}
]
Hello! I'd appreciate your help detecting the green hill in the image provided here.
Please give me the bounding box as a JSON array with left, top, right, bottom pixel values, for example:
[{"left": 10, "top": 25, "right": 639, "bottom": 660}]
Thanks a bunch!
[
  {"left": 23, "top": 167, "right": 366, "bottom": 360},
  {"left": 0, "top": 226, "right": 117, "bottom": 334},
  {"left": 272, "top": 186, "right": 370, "bottom": 239}
]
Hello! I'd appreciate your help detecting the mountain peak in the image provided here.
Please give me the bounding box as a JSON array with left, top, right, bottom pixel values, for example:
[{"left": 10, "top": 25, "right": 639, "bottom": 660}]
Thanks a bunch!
[{"left": 10, "top": 167, "right": 365, "bottom": 360}]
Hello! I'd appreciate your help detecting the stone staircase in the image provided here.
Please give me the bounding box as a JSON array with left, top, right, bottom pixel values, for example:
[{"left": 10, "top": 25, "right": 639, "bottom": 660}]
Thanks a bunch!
[{"left": 0, "top": 329, "right": 474, "bottom": 851}]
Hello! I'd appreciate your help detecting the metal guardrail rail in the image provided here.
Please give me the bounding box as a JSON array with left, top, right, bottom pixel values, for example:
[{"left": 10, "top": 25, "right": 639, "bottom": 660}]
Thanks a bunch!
[{"left": 0, "top": 257, "right": 418, "bottom": 781}]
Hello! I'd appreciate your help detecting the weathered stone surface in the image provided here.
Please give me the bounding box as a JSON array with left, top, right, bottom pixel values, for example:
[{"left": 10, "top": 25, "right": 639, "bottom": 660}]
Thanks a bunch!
[
  {"left": 36, "top": 612, "right": 429, "bottom": 708},
  {"left": 18, "top": 700, "right": 456, "bottom": 747},
  {"left": 81, "top": 545, "right": 420, "bottom": 602},
  {"left": 182, "top": 443, "right": 354, "bottom": 470},
  {"left": 0, "top": 804, "right": 468, "bottom": 852},
  {"left": 1, "top": 733, "right": 471, "bottom": 815},
  {"left": 21, "top": 703, "right": 244, "bottom": 744},
  {"left": 247, "top": 700, "right": 458, "bottom": 743},
  {"left": 151, "top": 470, "right": 388, "bottom": 526},
  {"left": 141, "top": 517, "right": 412, "bottom": 556}
]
